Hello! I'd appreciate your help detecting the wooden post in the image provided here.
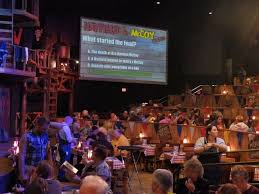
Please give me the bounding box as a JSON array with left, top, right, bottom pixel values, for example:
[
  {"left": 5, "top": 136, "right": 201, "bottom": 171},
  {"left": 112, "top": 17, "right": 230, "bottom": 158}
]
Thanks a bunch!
[
  {"left": 20, "top": 82, "right": 27, "bottom": 135},
  {"left": 43, "top": 79, "right": 48, "bottom": 119},
  {"left": 69, "top": 79, "right": 74, "bottom": 115},
  {"left": 69, "top": 90, "right": 74, "bottom": 115}
]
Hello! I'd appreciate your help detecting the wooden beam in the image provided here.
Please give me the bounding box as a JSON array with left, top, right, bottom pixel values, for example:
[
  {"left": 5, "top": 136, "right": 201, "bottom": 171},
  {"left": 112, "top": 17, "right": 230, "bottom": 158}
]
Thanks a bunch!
[{"left": 20, "top": 82, "right": 27, "bottom": 135}]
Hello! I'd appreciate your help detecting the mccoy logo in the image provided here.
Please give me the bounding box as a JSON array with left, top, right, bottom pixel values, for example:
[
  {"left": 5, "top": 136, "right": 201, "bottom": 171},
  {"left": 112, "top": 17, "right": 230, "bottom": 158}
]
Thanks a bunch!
[{"left": 131, "top": 29, "right": 155, "bottom": 40}]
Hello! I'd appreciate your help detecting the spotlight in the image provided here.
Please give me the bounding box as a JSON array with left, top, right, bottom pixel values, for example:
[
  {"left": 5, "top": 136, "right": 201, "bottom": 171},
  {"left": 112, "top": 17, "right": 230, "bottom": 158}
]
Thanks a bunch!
[
  {"left": 209, "top": 11, "right": 213, "bottom": 15},
  {"left": 75, "top": 60, "right": 79, "bottom": 64},
  {"left": 156, "top": 1, "right": 160, "bottom": 5}
]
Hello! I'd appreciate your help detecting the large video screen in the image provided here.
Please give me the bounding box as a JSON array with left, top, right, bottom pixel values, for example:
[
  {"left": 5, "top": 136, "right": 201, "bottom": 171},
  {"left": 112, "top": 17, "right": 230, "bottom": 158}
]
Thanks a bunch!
[{"left": 80, "top": 18, "right": 167, "bottom": 84}]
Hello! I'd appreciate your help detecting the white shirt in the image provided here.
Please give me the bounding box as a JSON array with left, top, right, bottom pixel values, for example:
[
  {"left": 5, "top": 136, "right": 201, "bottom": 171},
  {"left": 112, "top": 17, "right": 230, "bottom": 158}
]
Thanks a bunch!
[
  {"left": 50, "top": 122, "right": 73, "bottom": 143},
  {"left": 194, "top": 137, "right": 227, "bottom": 150}
]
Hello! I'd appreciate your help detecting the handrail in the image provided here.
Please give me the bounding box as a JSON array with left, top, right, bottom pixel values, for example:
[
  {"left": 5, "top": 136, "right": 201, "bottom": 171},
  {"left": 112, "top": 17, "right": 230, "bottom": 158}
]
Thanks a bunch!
[
  {"left": 202, "top": 161, "right": 259, "bottom": 166},
  {"left": 226, "top": 149, "right": 259, "bottom": 153}
]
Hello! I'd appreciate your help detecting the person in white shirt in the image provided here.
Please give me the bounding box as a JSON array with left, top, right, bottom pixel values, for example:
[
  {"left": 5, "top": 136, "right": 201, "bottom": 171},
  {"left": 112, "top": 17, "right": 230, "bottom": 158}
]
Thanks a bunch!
[
  {"left": 194, "top": 124, "right": 227, "bottom": 155},
  {"left": 229, "top": 115, "right": 249, "bottom": 132},
  {"left": 50, "top": 116, "right": 75, "bottom": 181}
]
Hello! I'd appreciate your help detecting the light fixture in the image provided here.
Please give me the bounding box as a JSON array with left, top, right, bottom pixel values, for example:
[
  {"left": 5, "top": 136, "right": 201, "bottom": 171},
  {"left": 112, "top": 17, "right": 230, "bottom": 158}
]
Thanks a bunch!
[
  {"left": 156, "top": 1, "right": 160, "bottom": 5},
  {"left": 252, "top": 116, "right": 256, "bottom": 120},
  {"left": 183, "top": 138, "right": 188, "bottom": 144},
  {"left": 122, "top": 88, "right": 127, "bottom": 92},
  {"left": 227, "top": 145, "right": 231, "bottom": 152},
  {"left": 209, "top": 11, "right": 213, "bottom": 15},
  {"left": 75, "top": 60, "right": 79, "bottom": 64},
  {"left": 222, "top": 90, "right": 227, "bottom": 95},
  {"left": 87, "top": 150, "right": 93, "bottom": 160},
  {"left": 13, "top": 140, "right": 18, "bottom": 147},
  {"left": 77, "top": 141, "right": 82, "bottom": 149},
  {"left": 139, "top": 131, "right": 144, "bottom": 139},
  {"left": 207, "top": 114, "right": 210, "bottom": 118}
]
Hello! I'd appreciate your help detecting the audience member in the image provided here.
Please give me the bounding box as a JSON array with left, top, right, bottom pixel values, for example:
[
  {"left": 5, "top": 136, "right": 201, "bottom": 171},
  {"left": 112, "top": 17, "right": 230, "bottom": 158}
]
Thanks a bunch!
[
  {"left": 110, "top": 129, "right": 130, "bottom": 157},
  {"left": 213, "top": 115, "right": 226, "bottom": 130},
  {"left": 194, "top": 124, "right": 227, "bottom": 155},
  {"left": 231, "top": 165, "right": 259, "bottom": 194},
  {"left": 67, "top": 145, "right": 112, "bottom": 188},
  {"left": 229, "top": 115, "right": 249, "bottom": 132},
  {"left": 217, "top": 183, "right": 241, "bottom": 194},
  {"left": 92, "top": 132, "right": 114, "bottom": 156},
  {"left": 175, "top": 158, "right": 209, "bottom": 194},
  {"left": 194, "top": 124, "right": 227, "bottom": 185},
  {"left": 25, "top": 161, "right": 61, "bottom": 194},
  {"left": 79, "top": 175, "right": 109, "bottom": 194},
  {"left": 152, "top": 169, "right": 173, "bottom": 194}
]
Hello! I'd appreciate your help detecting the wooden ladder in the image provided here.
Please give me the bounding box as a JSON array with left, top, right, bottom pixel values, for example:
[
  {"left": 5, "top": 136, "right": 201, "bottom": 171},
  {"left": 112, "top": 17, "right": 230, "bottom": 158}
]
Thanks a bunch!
[{"left": 48, "top": 91, "right": 58, "bottom": 118}]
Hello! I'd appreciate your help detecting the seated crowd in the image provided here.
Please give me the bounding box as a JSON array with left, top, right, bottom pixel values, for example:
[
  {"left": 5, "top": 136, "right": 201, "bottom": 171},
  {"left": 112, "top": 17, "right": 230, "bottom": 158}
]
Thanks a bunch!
[{"left": 16, "top": 106, "right": 259, "bottom": 194}]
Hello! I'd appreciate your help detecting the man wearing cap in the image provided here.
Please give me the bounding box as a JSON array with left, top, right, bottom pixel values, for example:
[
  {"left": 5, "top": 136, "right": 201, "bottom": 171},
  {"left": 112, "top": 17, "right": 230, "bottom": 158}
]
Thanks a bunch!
[
  {"left": 50, "top": 116, "right": 76, "bottom": 181},
  {"left": 19, "top": 117, "right": 51, "bottom": 182}
]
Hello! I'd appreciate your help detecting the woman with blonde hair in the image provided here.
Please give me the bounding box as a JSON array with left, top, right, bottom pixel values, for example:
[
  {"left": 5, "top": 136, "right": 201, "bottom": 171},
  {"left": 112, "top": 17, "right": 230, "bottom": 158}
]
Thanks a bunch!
[{"left": 229, "top": 115, "right": 249, "bottom": 132}]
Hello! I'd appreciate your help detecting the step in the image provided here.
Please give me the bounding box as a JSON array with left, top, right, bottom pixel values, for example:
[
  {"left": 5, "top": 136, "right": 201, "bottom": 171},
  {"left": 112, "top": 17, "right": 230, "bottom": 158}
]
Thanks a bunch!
[
  {"left": 0, "top": 37, "right": 12, "bottom": 41},
  {"left": 0, "top": 21, "right": 12, "bottom": 25},
  {"left": 0, "top": 29, "right": 12, "bottom": 33},
  {"left": 0, "top": 9, "right": 12, "bottom": 16}
]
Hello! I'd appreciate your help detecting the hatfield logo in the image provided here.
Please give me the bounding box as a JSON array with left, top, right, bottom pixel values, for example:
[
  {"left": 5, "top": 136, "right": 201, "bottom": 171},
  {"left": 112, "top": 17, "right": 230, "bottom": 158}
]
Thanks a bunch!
[{"left": 130, "top": 29, "right": 155, "bottom": 40}]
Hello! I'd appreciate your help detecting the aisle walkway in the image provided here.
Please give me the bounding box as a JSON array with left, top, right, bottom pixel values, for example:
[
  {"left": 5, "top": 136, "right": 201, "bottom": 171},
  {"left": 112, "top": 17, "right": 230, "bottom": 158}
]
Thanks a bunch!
[{"left": 129, "top": 171, "right": 152, "bottom": 194}]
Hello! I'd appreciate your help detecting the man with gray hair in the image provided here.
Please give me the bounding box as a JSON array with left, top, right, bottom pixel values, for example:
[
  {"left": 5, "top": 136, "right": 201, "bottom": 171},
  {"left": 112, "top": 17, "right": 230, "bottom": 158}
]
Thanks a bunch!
[
  {"left": 231, "top": 165, "right": 259, "bottom": 194},
  {"left": 152, "top": 169, "right": 173, "bottom": 194},
  {"left": 79, "top": 175, "right": 109, "bottom": 194},
  {"left": 50, "top": 116, "right": 76, "bottom": 181}
]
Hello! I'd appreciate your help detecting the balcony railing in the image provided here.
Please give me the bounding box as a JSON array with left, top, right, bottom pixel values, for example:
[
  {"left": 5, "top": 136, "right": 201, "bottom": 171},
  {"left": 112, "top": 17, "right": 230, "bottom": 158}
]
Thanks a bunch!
[
  {"left": 0, "top": 0, "right": 39, "bottom": 18},
  {"left": 1, "top": 44, "right": 79, "bottom": 77}
]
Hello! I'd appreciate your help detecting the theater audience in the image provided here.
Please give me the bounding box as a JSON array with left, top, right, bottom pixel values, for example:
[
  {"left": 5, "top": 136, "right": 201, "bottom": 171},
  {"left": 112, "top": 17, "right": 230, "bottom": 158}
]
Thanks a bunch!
[
  {"left": 231, "top": 165, "right": 259, "bottom": 194},
  {"left": 175, "top": 158, "right": 209, "bottom": 194},
  {"left": 194, "top": 124, "right": 227, "bottom": 155},
  {"left": 25, "top": 161, "right": 61, "bottom": 194},
  {"left": 217, "top": 183, "right": 241, "bottom": 194},
  {"left": 152, "top": 169, "right": 173, "bottom": 194},
  {"left": 229, "top": 115, "right": 249, "bottom": 132},
  {"left": 79, "top": 175, "right": 109, "bottom": 194}
]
